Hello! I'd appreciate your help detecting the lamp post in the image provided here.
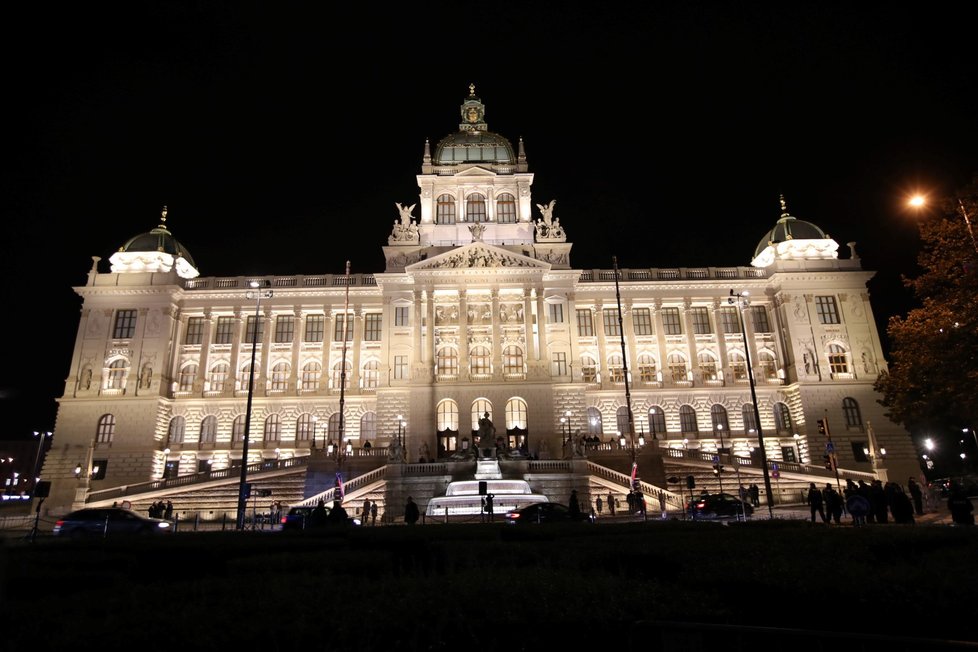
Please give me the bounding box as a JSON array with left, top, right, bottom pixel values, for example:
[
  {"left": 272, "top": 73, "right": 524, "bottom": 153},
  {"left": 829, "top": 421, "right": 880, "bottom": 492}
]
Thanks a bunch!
[
  {"left": 965, "top": 427, "right": 978, "bottom": 472},
  {"left": 560, "top": 410, "right": 572, "bottom": 449},
  {"left": 613, "top": 256, "right": 639, "bottom": 491},
  {"left": 236, "top": 279, "right": 273, "bottom": 531},
  {"left": 31, "top": 431, "right": 52, "bottom": 497},
  {"left": 649, "top": 407, "right": 658, "bottom": 441},
  {"left": 714, "top": 423, "right": 726, "bottom": 494},
  {"left": 729, "top": 289, "right": 775, "bottom": 518},
  {"left": 397, "top": 415, "right": 406, "bottom": 449},
  {"left": 331, "top": 260, "right": 353, "bottom": 506}
]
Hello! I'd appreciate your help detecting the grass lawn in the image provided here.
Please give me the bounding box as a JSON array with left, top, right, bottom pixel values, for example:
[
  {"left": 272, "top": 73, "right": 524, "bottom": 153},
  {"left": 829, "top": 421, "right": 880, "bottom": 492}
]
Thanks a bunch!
[{"left": 3, "top": 519, "right": 976, "bottom": 651}]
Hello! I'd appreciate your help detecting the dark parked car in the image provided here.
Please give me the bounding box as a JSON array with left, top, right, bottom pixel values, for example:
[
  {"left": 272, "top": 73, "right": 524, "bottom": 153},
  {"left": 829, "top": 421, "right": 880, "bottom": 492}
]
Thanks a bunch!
[
  {"left": 280, "top": 504, "right": 361, "bottom": 530},
  {"left": 686, "top": 493, "right": 753, "bottom": 520},
  {"left": 504, "top": 502, "right": 595, "bottom": 525},
  {"left": 53, "top": 507, "right": 173, "bottom": 538}
]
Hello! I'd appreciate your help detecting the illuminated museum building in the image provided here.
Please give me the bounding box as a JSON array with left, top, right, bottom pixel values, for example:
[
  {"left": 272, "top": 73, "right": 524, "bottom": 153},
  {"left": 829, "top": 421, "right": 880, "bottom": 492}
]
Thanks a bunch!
[{"left": 41, "top": 88, "right": 916, "bottom": 514}]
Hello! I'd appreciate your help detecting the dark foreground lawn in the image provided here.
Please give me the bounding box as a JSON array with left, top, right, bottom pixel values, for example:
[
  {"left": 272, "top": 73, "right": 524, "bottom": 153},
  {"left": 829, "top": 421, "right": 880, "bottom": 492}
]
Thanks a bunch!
[{"left": 2, "top": 520, "right": 977, "bottom": 651}]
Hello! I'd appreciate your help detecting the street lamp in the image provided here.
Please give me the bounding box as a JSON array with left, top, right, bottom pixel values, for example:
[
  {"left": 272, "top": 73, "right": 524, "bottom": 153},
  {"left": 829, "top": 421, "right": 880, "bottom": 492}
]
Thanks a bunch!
[
  {"left": 236, "top": 279, "right": 273, "bottom": 531},
  {"left": 649, "top": 407, "right": 658, "bottom": 441},
  {"left": 31, "top": 431, "right": 52, "bottom": 497},
  {"left": 397, "top": 415, "right": 406, "bottom": 449},
  {"left": 910, "top": 194, "right": 977, "bottom": 254},
  {"left": 729, "top": 289, "right": 775, "bottom": 518},
  {"left": 560, "top": 410, "right": 572, "bottom": 446}
]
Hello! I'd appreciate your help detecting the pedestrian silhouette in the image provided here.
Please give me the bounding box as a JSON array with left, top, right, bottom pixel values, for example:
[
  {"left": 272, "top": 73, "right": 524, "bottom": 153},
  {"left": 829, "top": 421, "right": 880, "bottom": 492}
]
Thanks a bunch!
[
  {"left": 568, "top": 489, "right": 581, "bottom": 520},
  {"left": 404, "top": 496, "right": 420, "bottom": 524},
  {"left": 807, "top": 482, "right": 827, "bottom": 523}
]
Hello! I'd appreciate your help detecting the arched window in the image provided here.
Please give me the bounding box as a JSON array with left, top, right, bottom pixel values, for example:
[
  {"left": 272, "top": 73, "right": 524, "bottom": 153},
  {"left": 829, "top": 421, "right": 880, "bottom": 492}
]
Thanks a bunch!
[
  {"left": 742, "top": 404, "right": 758, "bottom": 435},
  {"left": 301, "top": 361, "right": 322, "bottom": 391},
  {"left": 495, "top": 192, "right": 517, "bottom": 223},
  {"left": 581, "top": 354, "right": 598, "bottom": 383},
  {"left": 437, "top": 347, "right": 459, "bottom": 377},
  {"left": 360, "top": 412, "right": 377, "bottom": 442},
  {"left": 270, "top": 362, "right": 290, "bottom": 390},
  {"left": 331, "top": 360, "right": 351, "bottom": 389},
  {"left": 327, "top": 413, "right": 344, "bottom": 443},
  {"left": 465, "top": 192, "right": 487, "bottom": 222},
  {"left": 711, "top": 404, "right": 728, "bottom": 437},
  {"left": 758, "top": 350, "right": 778, "bottom": 380},
  {"left": 232, "top": 415, "right": 246, "bottom": 442},
  {"left": 106, "top": 359, "right": 129, "bottom": 390},
  {"left": 638, "top": 354, "right": 657, "bottom": 383},
  {"left": 168, "top": 416, "right": 185, "bottom": 445},
  {"left": 505, "top": 398, "right": 528, "bottom": 429},
  {"left": 296, "top": 413, "right": 315, "bottom": 443},
  {"left": 679, "top": 405, "right": 699, "bottom": 434},
  {"left": 178, "top": 364, "right": 198, "bottom": 392},
  {"left": 438, "top": 400, "right": 460, "bottom": 431},
  {"left": 470, "top": 346, "right": 491, "bottom": 376},
  {"left": 471, "top": 399, "right": 493, "bottom": 433},
  {"left": 828, "top": 344, "right": 849, "bottom": 375},
  {"left": 264, "top": 414, "right": 281, "bottom": 443},
  {"left": 843, "top": 397, "right": 863, "bottom": 430},
  {"left": 436, "top": 193, "right": 456, "bottom": 224},
  {"left": 502, "top": 346, "right": 524, "bottom": 375},
  {"left": 698, "top": 352, "right": 718, "bottom": 381},
  {"left": 774, "top": 402, "right": 792, "bottom": 435},
  {"left": 616, "top": 406, "right": 631, "bottom": 435},
  {"left": 208, "top": 362, "right": 230, "bottom": 392},
  {"left": 608, "top": 354, "right": 625, "bottom": 383},
  {"left": 648, "top": 406, "right": 666, "bottom": 438},
  {"left": 96, "top": 414, "right": 116, "bottom": 443},
  {"left": 200, "top": 416, "right": 217, "bottom": 444},
  {"left": 729, "top": 350, "right": 748, "bottom": 381},
  {"left": 361, "top": 360, "right": 379, "bottom": 389},
  {"left": 587, "top": 407, "right": 603, "bottom": 437},
  {"left": 668, "top": 353, "right": 688, "bottom": 383}
]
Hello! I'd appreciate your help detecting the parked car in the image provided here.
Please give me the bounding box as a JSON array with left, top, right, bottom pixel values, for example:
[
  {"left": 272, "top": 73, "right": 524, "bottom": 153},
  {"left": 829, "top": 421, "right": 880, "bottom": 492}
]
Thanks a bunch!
[
  {"left": 504, "top": 502, "right": 595, "bottom": 525},
  {"left": 53, "top": 507, "right": 174, "bottom": 538},
  {"left": 280, "top": 504, "right": 361, "bottom": 530},
  {"left": 686, "top": 493, "right": 753, "bottom": 520}
]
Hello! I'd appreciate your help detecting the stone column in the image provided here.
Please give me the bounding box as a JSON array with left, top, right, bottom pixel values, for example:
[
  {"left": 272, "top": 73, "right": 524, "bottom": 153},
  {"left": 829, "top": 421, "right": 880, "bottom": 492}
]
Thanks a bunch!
[
  {"left": 491, "top": 289, "right": 502, "bottom": 378},
  {"left": 712, "top": 300, "right": 729, "bottom": 384},
  {"left": 535, "top": 286, "right": 547, "bottom": 361},
  {"left": 458, "top": 290, "right": 469, "bottom": 379},
  {"left": 290, "top": 308, "right": 303, "bottom": 393},
  {"left": 652, "top": 300, "right": 667, "bottom": 384},
  {"left": 522, "top": 289, "right": 535, "bottom": 361},
  {"left": 566, "top": 292, "right": 581, "bottom": 382},
  {"left": 198, "top": 309, "right": 215, "bottom": 394},
  {"left": 681, "top": 299, "right": 697, "bottom": 383},
  {"left": 594, "top": 302, "right": 607, "bottom": 386},
  {"left": 258, "top": 307, "right": 273, "bottom": 395},
  {"left": 229, "top": 309, "right": 244, "bottom": 391},
  {"left": 351, "top": 305, "right": 363, "bottom": 391}
]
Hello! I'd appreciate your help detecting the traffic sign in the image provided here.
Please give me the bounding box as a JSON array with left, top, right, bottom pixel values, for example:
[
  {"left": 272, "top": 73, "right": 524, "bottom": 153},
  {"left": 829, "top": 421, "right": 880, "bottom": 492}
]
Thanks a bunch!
[
  {"left": 825, "top": 441, "right": 835, "bottom": 453},
  {"left": 772, "top": 470, "right": 780, "bottom": 479}
]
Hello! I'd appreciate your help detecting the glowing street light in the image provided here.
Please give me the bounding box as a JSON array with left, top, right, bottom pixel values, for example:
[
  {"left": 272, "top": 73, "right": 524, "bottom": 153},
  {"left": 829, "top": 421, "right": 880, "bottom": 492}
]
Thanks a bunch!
[{"left": 909, "top": 193, "right": 977, "bottom": 254}]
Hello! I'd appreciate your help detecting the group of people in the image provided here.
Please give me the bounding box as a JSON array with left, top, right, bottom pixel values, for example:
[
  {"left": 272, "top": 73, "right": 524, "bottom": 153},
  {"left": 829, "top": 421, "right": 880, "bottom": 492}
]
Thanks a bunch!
[
  {"left": 807, "top": 478, "right": 927, "bottom": 526},
  {"left": 308, "top": 499, "right": 350, "bottom": 527},
  {"left": 147, "top": 499, "right": 173, "bottom": 520},
  {"left": 737, "top": 484, "right": 762, "bottom": 507}
]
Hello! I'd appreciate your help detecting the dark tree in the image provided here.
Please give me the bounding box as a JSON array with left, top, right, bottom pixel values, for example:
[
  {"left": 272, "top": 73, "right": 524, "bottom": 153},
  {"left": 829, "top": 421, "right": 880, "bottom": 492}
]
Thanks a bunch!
[{"left": 875, "top": 175, "right": 978, "bottom": 438}]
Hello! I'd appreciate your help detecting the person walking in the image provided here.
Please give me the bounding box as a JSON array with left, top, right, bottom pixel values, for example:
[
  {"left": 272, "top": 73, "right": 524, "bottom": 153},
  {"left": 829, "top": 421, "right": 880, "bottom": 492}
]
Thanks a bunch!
[
  {"left": 164, "top": 500, "right": 173, "bottom": 521},
  {"left": 404, "top": 496, "right": 420, "bottom": 525},
  {"left": 595, "top": 496, "right": 603, "bottom": 515},
  {"left": 823, "top": 484, "right": 843, "bottom": 524},
  {"left": 370, "top": 501, "right": 378, "bottom": 526},
  {"left": 807, "top": 482, "right": 827, "bottom": 524},
  {"left": 362, "top": 498, "right": 372, "bottom": 525},
  {"left": 749, "top": 483, "right": 760, "bottom": 507},
  {"left": 568, "top": 489, "right": 581, "bottom": 520},
  {"left": 607, "top": 491, "right": 616, "bottom": 516},
  {"left": 908, "top": 477, "right": 924, "bottom": 516}
]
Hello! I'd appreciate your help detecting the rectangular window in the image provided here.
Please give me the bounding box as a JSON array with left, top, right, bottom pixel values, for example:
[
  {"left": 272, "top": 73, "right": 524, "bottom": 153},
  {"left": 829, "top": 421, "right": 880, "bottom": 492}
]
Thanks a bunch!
[
  {"left": 781, "top": 446, "right": 797, "bottom": 463},
  {"left": 113, "top": 310, "right": 137, "bottom": 339},
  {"left": 576, "top": 309, "right": 594, "bottom": 337},
  {"left": 333, "top": 314, "right": 353, "bottom": 341},
  {"left": 245, "top": 316, "right": 264, "bottom": 343},
  {"left": 395, "top": 306, "right": 409, "bottom": 327},
  {"left": 632, "top": 308, "right": 653, "bottom": 336},
  {"left": 750, "top": 306, "right": 771, "bottom": 332},
  {"left": 364, "top": 314, "right": 382, "bottom": 341},
  {"left": 815, "top": 296, "right": 840, "bottom": 324},
  {"left": 91, "top": 459, "right": 108, "bottom": 481},
  {"left": 552, "top": 352, "right": 567, "bottom": 377},
  {"left": 304, "top": 314, "right": 324, "bottom": 342},
  {"left": 274, "top": 316, "right": 294, "bottom": 343},
  {"left": 661, "top": 308, "right": 682, "bottom": 335},
  {"left": 394, "top": 355, "right": 407, "bottom": 380},
  {"left": 850, "top": 441, "right": 869, "bottom": 463},
  {"left": 718, "top": 307, "right": 741, "bottom": 334},
  {"left": 184, "top": 317, "right": 205, "bottom": 345},
  {"left": 690, "top": 308, "right": 712, "bottom": 335},
  {"left": 215, "top": 317, "right": 235, "bottom": 344},
  {"left": 603, "top": 309, "right": 620, "bottom": 337},
  {"left": 548, "top": 303, "right": 564, "bottom": 324}
]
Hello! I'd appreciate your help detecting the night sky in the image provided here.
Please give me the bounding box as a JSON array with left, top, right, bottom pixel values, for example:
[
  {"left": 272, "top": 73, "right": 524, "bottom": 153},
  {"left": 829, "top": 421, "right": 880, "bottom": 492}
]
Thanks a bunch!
[{"left": 2, "top": 3, "right": 975, "bottom": 439}]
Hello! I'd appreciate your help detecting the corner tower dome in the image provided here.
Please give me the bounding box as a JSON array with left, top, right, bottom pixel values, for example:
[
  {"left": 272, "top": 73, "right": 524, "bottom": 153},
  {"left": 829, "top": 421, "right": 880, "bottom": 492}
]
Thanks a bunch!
[
  {"left": 750, "top": 196, "right": 839, "bottom": 267},
  {"left": 109, "top": 206, "right": 200, "bottom": 278},
  {"left": 432, "top": 84, "right": 518, "bottom": 167}
]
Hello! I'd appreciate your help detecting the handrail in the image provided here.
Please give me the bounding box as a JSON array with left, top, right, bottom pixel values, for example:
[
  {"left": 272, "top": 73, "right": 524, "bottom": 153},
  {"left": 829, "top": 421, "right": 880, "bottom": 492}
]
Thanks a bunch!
[
  {"left": 86, "top": 455, "right": 310, "bottom": 503},
  {"left": 293, "top": 465, "right": 388, "bottom": 508},
  {"left": 586, "top": 461, "right": 685, "bottom": 510}
]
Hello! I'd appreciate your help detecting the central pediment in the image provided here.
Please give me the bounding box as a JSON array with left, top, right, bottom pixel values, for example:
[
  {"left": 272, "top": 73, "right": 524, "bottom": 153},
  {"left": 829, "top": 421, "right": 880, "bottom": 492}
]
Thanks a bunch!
[{"left": 406, "top": 242, "right": 550, "bottom": 272}]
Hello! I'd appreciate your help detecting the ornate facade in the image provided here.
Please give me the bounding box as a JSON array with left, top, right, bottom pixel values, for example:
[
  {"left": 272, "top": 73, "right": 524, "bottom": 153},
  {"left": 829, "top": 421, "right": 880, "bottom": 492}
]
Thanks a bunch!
[{"left": 41, "top": 87, "right": 917, "bottom": 515}]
